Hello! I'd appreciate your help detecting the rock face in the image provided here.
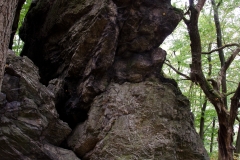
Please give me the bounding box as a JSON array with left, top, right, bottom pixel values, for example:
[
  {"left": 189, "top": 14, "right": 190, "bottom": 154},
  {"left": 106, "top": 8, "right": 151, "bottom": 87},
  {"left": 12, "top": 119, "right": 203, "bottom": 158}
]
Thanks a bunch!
[
  {"left": 0, "top": 0, "right": 210, "bottom": 159},
  {"left": 0, "top": 54, "right": 79, "bottom": 160},
  {"left": 19, "top": 0, "right": 182, "bottom": 124},
  {"left": 67, "top": 81, "right": 208, "bottom": 160}
]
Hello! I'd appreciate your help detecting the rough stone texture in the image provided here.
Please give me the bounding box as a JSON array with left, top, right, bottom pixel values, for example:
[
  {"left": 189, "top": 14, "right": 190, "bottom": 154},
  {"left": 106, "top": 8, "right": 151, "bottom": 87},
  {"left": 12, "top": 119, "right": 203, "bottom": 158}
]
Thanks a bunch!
[
  {"left": 19, "top": 0, "right": 182, "bottom": 122},
  {"left": 67, "top": 81, "right": 209, "bottom": 160},
  {"left": 0, "top": 54, "right": 79, "bottom": 160},
  {"left": 12, "top": 0, "right": 210, "bottom": 159}
]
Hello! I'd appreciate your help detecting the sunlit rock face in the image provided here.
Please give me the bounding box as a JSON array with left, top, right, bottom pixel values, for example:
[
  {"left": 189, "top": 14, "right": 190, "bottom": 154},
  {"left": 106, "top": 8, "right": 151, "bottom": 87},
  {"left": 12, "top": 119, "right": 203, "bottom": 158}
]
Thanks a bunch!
[{"left": 2, "top": 0, "right": 212, "bottom": 159}]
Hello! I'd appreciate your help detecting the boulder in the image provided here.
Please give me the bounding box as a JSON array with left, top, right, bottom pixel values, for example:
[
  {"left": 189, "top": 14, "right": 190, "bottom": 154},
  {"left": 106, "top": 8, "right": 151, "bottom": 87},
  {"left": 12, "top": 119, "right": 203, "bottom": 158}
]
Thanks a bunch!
[
  {"left": 15, "top": 0, "right": 210, "bottom": 159},
  {"left": 67, "top": 81, "right": 209, "bottom": 160},
  {"left": 19, "top": 0, "right": 182, "bottom": 122},
  {"left": 0, "top": 54, "right": 79, "bottom": 160}
]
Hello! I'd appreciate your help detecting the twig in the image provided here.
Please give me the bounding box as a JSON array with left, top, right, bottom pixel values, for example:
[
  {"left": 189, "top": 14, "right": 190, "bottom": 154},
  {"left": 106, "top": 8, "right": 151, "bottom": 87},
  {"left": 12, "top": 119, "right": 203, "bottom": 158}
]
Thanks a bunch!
[
  {"left": 164, "top": 61, "right": 191, "bottom": 80},
  {"left": 202, "top": 43, "right": 240, "bottom": 54},
  {"left": 224, "top": 91, "right": 236, "bottom": 97}
]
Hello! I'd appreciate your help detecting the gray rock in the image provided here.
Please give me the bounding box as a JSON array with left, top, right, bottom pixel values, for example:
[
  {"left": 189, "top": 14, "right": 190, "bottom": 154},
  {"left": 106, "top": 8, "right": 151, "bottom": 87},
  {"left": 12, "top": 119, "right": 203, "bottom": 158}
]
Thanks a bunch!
[
  {"left": 0, "top": 54, "right": 79, "bottom": 160},
  {"left": 19, "top": 0, "right": 182, "bottom": 117},
  {"left": 16, "top": 0, "right": 209, "bottom": 159},
  {"left": 2, "top": 73, "right": 20, "bottom": 102},
  {"left": 67, "top": 81, "right": 209, "bottom": 160},
  {"left": 43, "top": 143, "right": 80, "bottom": 160}
]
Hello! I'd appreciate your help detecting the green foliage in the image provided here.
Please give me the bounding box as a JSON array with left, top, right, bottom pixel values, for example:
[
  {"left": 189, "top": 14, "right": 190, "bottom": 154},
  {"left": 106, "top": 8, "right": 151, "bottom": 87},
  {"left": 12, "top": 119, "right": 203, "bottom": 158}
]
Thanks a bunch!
[
  {"left": 162, "top": 0, "right": 240, "bottom": 154},
  {"left": 210, "top": 152, "right": 218, "bottom": 160},
  {"left": 12, "top": 0, "right": 31, "bottom": 55}
]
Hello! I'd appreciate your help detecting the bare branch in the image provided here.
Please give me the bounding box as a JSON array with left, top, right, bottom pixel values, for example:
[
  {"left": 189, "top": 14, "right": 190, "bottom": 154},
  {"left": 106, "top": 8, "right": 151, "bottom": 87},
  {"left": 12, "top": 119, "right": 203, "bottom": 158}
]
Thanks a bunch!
[
  {"left": 164, "top": 61, "right": 191, "bottom": 80},
  {"left": 202, "top": 43, "right": 240, "bottom": 54},
  {"left": 217, "top": 47, "right": 240, "bottom": 85},
  {"left": 227, "top": 80, "right": 239, "bottom": 85},
  {"left": 224, "top": 91, "right": 236, "bottom": 97}
]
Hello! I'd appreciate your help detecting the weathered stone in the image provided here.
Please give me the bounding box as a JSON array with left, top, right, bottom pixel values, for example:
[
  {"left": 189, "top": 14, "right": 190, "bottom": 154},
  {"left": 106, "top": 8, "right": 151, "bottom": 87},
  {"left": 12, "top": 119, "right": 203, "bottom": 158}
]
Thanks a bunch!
[
  {"left": 0, "top": 92, "right": 7, "bottom": 107},
  {"left": 43, "top": 143, "right": 80, "bottom": 160},
  {"left": 0, "top": 54, "right": 79, "bottom": 160},
  {"left": 16, "top": 0, "right": 209, "bottom": 159},
  {"left": 47, "top": 78, "right": 66, "bottom": 103},
  {"left": 67, "top": 81, "right": 209, "bottom": 160},
  {"left": 20, "top": 0, "right": 182, "bottom": 119},
  {"left": 2, "top": 74, "right": 20, "bottom": 102}
]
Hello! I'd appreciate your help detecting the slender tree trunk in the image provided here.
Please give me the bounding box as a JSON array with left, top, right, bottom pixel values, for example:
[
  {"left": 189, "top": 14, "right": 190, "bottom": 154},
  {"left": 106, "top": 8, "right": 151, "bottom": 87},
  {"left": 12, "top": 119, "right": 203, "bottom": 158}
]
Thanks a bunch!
[
  {"left": 199, "top": 43, "right": 212, "bottom": 141},
  {"left": 0, "top": 0, "right": 18, "bottom": 91},
  {"left": 210, "top": 117, "right": 216, "bottom": 153},
  {"left": 184, "top": 1, "right": 240, "bottom": 159},
  {"left": 199, "top": 99, "right": 207, "bottom": 141},
  {"left": 207, "top": 43, "right": 212, "bottom": 77},
  {"left": 235, "top": 123, "right": 240, "bottom": 155},
  {"left": 211, "top": 0, "right": 227, "bottom": 108}
]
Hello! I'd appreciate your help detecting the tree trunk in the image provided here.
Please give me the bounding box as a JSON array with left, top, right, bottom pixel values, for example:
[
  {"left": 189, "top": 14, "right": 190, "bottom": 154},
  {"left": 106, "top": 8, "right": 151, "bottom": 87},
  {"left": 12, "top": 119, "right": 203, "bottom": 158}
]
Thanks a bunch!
[
  {"left": 185, "top": 1, "right": 240, "bottom": 159},
  {"left": 211, "top": 0, "right": 227, "bottom": 108},
  {"left": 217, "top": 83, "right": 240, "bottom": 160},
  {"left": 210, "top": 117, "right": 216, "bottom": 153},
  {"left": 217, "top": 113, "right": 233, "bottom": 160},
  {"left": 200, "top": 44, "right": 212, "bottom": 142},
  {"left": 0, "top": 0, "right": 19, "bottom": 91},
  {"left": 199, "top": 99, "right": 207, "bottom": 141},
  {"left": 235, "top": 123, "right": 240, "bottom": 155}
]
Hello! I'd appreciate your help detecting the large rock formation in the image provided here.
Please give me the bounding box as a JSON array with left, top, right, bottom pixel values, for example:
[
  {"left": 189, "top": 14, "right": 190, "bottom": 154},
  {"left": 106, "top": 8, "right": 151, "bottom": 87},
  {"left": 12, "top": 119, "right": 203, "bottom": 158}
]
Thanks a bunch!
[
  {"left": 19, "top": 0, "right": 182, "bottom": 124},
  {"left": 67, "top": 81, "right": 208, "bottom": 160},
  {"left": 0, "top": 53, "right": 79, "bottom": 160},
  {"left": 0, "top": 0, "right": 209, "bottom": 159}
]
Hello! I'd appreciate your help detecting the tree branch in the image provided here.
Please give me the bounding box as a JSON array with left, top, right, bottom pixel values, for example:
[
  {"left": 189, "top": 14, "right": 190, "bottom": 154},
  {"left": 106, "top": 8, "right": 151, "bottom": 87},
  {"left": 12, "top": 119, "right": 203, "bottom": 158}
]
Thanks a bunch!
[
  {"left": 186, "top": 0, "right": 226, "bottom": 114},
  {"left": 217, "top": 47, "right": 240, "bottom": 86},
  {"left": 229, "top": 83, "right": 240, "bottom": 127},
  {"left": 217, "top": 0, "right": 222, "bottom": 8},
  {"left": 195, "top": 0, "right": 207, "bottom": 12},
  {"left": 202, "top": 43, "right": 240, "bottom": 55},
  {"left": 224, "top": 91, "right": 236, "bottom": 97},
  {"left": 207, "top": 78, "right": 219, "bottom": 91},
  {"left": 189, "top": 0, "right": 194, "bottom": 7},
  {"left": 164, "top": 61, "right": 191, "bottom": 80}
]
